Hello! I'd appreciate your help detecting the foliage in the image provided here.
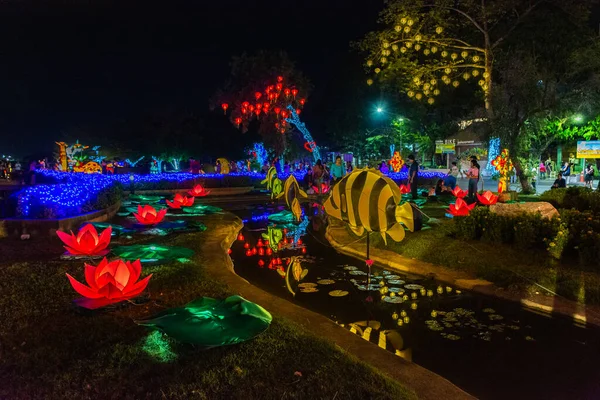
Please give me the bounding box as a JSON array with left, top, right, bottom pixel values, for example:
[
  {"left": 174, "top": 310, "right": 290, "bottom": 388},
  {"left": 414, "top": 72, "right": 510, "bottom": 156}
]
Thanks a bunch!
[{"left": 540, "top": 187, "right": 600, "bottom": 215}]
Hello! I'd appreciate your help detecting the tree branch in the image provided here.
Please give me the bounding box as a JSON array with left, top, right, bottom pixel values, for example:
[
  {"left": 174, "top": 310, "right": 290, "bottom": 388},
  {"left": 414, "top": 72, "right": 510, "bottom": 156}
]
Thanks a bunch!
[
  {"left": 421, "top": 5, "right": 486, "bottom": 34},
  {"left": 491, "top": 1, "right": 544, "bottom": 49}
]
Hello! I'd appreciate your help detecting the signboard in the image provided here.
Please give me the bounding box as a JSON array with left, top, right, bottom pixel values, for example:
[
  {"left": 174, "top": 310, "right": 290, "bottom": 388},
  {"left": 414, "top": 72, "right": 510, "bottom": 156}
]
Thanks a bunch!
[
  {"left": 577, "top": 141, "right": 600, "bottom": 158},
  {"left": 435, "top": 143, "right": 456, "bottom": 154}
]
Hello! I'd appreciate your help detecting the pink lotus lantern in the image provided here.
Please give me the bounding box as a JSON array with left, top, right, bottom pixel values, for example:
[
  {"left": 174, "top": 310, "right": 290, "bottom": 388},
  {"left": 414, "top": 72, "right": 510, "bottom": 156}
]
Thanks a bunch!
[
  {"left": 66, "top": 258, "right": 152, "bottom": 309},
  {"left": 188, "top": 184, "right": 211, "bottom": 197},
  {"left": 447, "top": 198, "right": 476, "bottom": 217},
  {"left": 166, "top": 193, "right": 195, "bottom": 209},
  {"left": 57, "top": 224, "right": 112, "bottom": 256},
  {"left": 476, "top": 190, "right": 499, "bottom": 205},
  {"left": 133, "top": 205, "right": 167, "bottom": 225}
]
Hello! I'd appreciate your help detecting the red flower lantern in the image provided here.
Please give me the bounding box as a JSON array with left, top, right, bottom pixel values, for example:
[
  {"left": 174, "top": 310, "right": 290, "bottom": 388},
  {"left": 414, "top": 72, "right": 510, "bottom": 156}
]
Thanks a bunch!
[
  {"left": 258, "top": 259, "right": 265, "bottom": 267},
  {"left": 258, "top": 248, "right": 265, "bottom": 256},
  {"left": 451, "top": 186, "right": 468, "bottom": 198},
  {"left": 166, "top": 193, "right": 195, "bottom": 209},
  {"left": 477, "top": 190, "right": 499, "bottom": 205},
  {"left": 255, "top": 103, "right": 262, "bottom": 109},
  {"left": 245, "top": 249, "right": 252, "bottom": 257},
  {"left": 266, "top": 248, "right": 272, "bottom": 256},
  {"left": 221, "top": 103, "right": 228, "bottom": 114},
  {"left": 448, "top": 198, "right": 476, "bottom": 217},
  {"left": 242, "top": 101, "right": 250, "bottom": 108},
  {"left": 399, "top": 184, "right": 411, "bottom": 194},
  {"left": 66, "top": 258, "right": 152, "bottom": 309},
  {"left": 274, "top": 107, "right": 281, "bottom": 115},
  {"left": 57, "top": 224, "right": 112, "bottom": 256},
  {"left": 133, "top": 205, "right": 167, "bottom": 225}
]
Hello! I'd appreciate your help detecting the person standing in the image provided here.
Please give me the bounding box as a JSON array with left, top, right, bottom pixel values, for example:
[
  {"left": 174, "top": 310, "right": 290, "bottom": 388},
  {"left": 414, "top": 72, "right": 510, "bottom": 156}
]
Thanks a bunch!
[
  {"left": 561, "top": 161, "right": 571, "bottom": 186},
  {"left": 585, "top": 163, "right": 595, "bottom": 189},
  {"left": 408, "top": 154, "right": 419, "bottom": 199},
  {"left": 313, "top": 159, "right": 325, "bottom": 193},
  {"left": 330, "top": 156, "right": 346, "bottom": 183},
  {"left": 466, "top": 159, "right": 480, "bottom": 199}
]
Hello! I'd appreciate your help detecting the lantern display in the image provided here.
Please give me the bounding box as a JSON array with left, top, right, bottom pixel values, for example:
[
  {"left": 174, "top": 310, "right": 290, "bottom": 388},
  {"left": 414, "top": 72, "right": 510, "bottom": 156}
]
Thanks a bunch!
[
  {"left": 57, "top": 224, "right": 112, "bottom": 257},
  {"left": 133, "top": 205, "right": 167, "bottom": 225},
  {"left": 491, "top": 149, "right": 514, "bottom": 193},
  {"left": 221, "top": 103, "right": 228, "bottom": 114},
  {"left": 447, "top": 198, "right": 476, "bottom": 217},
  {"left": 166, "top": 193, "right": 195, "bottom": 209}
]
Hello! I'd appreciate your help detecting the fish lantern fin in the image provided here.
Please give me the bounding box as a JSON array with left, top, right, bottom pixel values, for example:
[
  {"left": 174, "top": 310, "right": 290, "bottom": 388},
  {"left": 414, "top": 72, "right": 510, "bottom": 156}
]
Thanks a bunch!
[
  {"left": 349, "top": 225, "right": 365, "bottom": 237},
  {"left": 298, "top": 188, "right": 308, "bottom": 198},
  {"left": 380, "top": 231, "right": 388, "bottom": 245},
  {"left": 276, "top": 191, "right": 285, "bottom": 199},
  {"left": 386, "top": 223, "right": 406, "bottom": 243},
  {"left": 395, "top": 202, "right": 415, "bottom": 232}
]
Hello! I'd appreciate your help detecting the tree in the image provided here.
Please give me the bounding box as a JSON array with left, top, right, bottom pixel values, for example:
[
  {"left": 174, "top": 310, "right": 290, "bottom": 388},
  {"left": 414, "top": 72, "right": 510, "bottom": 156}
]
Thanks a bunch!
[
  {"left": 212, "top": 51, "right": 312, "bottom": 157},
  {"left": 359, "top": 0, "right": 593, "bottom": 114}
]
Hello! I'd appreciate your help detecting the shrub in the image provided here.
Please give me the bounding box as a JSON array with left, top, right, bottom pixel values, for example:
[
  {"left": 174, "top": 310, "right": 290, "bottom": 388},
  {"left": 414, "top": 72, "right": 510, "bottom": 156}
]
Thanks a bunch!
[{"left": 540, "top": 187, "right": 600, "bottom": 214}]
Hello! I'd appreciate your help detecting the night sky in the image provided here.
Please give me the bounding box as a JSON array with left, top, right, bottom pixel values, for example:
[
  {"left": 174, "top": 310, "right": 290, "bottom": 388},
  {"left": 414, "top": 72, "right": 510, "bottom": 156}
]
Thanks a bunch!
[{"left": 0, "top": 0, "right": 384, "bottom": 157}]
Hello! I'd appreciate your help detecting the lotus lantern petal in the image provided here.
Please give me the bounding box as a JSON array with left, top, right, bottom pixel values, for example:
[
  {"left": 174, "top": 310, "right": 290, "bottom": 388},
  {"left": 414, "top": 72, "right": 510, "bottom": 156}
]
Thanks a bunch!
[
  {"left": 188, "top": 184, "right": 210, "bottom": 197},
  {"left": 476, "top": 190, "right": 499, "bottom": 205},
  {"left": 133, "top": 205, "right": 167, "bottom": 225},
  {"left": 166, "top": 193, "right": 195, "bottom": 209},
  {"left": 448, "top": 198, "right": 476, "bottom": 217},
  {"left": 399, "top": 184, "right": 411, "bottom": 194},
  {"left": 451, "top": 186, "right": 468, "bottom": 198},
  {"left": 56, "top": 224, "right": 112, "bottom": 256},
  {"left": 66, "top": 258, "right": 152, "bottom": 309}
]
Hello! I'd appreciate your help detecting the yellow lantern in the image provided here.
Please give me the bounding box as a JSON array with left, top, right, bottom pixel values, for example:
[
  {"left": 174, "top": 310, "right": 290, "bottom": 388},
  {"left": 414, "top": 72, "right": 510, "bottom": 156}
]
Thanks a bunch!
[
  {"left": 397, "top": 319, "right": 404, "bottom": 326},
  {"left": 473, "top": 55, "right": 480, "bottom": 62},
  {"left": 461, "top": 51, "right": 468, "bottom": 58},
  {"left": 390, "top": 291, "right": 396, "bottom": 297},
  {"left": 435, "top": 26, "right": 443, "bottom": 34},
  {"left": 415, "top": 34, "right": 422, "bottom": 41},
  {"left": 395, "top": 25, "right": 402, "bottom": 32},
  {"left": 431, "top": 310, "right": 438, "bottom": 318},
  {"left": 367, "top": 79, "right": 374, "bottom": 86},
  {"left": 400, "top": 310, "right": 407, "bottom": 317},
  {"left": 483, "top": 71, "right": 490, "bottom": 78},
  {"left": 392, "top": 44, "right": 398, "bottom": 51},
  {"left": 380, "top": 286, "right": 389, "bottom": 295},
  {"left": 403, "top": 294, "right": 409, "bottom": 301},
  {"left": 423, "top": 83, "right": 431, "bottom": 90},
  {"left": 482, "top": 84, "right": 489, "bottom": 91},
  {"left": 383, "top": 41, "right": 390, "bottom": 48},
  {"left": 423, "top": 49, "right": 430, "bottom": 55},
  {"left": 407, "top": 19, "right": 414, "bottom": 26},
  {"left": 415, "top": 93, "right": 423, "bottom": 100},
  {"left": 375, "top": 68, "right": 381, "bottom": 74},
  {"left": 400, "top": 17, "right": 407, "bottom": 24},
  {"left": 413, "top": 76, "right": 420, "bottom": 83},
  {"left": 414, "top": 44, "right": 421, "bottom": 51},
  {"left": 404, "top": 26, "right": 411, "bottom": 33},
  {"left": 427, "top": 289, "right": 433, "bottom": 297},
  {"left": 407, "top": 91, "right": 415, "bottom": 97},
  {"left": 463, "top": 72, "right": 470, "bottom": 80},
  {"left": 433, "top": 89, "right": 440, "bottom": 96},
  {"left": 472, "top": 69, "right": 480, "bottom": 77},
  {"left": 381, "top": 295, "right": 386, "bottom": 300},
  {"left": 410, "top": 302, "right": 418, "bottom": 310},
  {"left": 406, "top": 41, "right": 412, "bottom": 48},
  {"left": 403, "top": 316, "right": 410, "bottom": 324},
  {"left": 392, "top": 312, "right": 399, "bottom": 320},
  {"left": 366, "top": 60, "right": 373, "bottom": 66},
  {"left": 446, "top": 286, "right": 452, "bottom": 293},
  {"left": 451, "top": 53, "right": 458, "bottom": 60},
  {"left": 431, "top": 46, "right": 438, "bottom": 53},
  {"left": 411, "top": 292, "right": 418, "bottom": 299},
  {"left": 420, "top": 288, "right": 426, "bottom": 296},
  {"left": 423, "top": 89, "right": 430, "bottom": 95},
  {"left": 456, "top": 290, "right": 462, "bottom": 294},
  {"left": 441, "top": 51, "right": 448, "bottom": 57},
  {"left": 478, "top": 79, "right": 485, "bottom": 86},
  {"left": 444, "top": 67, "right": 451, "bottom": 74},
  {"left": 444, "top": 78, "right": 451, "bottom": 85},
  {"left": 437, "top": 285, "right": 444, "bottom": 294},
  {"left": 430, "top": 78, "right": 437, "bottom": 85},
  {"left": 452, "top": 80, "right": 460, "bottom": 87},
  {"left": 381, "top": 57, "right": 387, "bottom": 64},
  {"left": 441, "top": 75, "right": 448, "bottom": 81},
  {"left": 427, "top": 97, "right": 435, "bottom": 105},
  {"left": 400, "top": 46, "right": 407, "bottom": 53}
]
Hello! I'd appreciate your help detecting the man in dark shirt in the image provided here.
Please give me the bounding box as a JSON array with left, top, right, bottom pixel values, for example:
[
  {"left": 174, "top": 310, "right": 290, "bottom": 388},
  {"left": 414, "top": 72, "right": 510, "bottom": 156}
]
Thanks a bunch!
[
  {"left": 408, "top": 154, "right": 418, "bottom": 199},
  {"left": 552, "top": 175, "right": 566, "bottom": 189}
]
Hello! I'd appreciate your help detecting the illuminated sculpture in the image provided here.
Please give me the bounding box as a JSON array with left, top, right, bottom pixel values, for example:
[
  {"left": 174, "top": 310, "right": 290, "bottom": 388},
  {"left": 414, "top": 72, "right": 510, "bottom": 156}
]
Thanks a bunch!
[
  {"left": 451, "top": 186, "right": 468, "bottom": 198},
  {"left": 56, "top": 142, "right": 68, "bottom": 171},
  {"left": 491, "top": 149, "right": 514, "bottom": 193},
  {"left": 261, "top": 166, "right": 283, "bottom": 199},
  {"left": 278, "top": 175, "right": 307, "bottom": 222},
  {"left": 284, "top": 256, "right": 308, "bottom": 296},
  {"left": 57, "top": 224, "right": 112, "bottom": 257},
  {"left": 262, "top": 226, "right": 284, "bottom": 252},
  {"left": 166, "top": 194, "right": 195, "bottom": 209},
  {"left": 151, "top": 156, "right": 164, "bottom": 174},
  {"left": 389, "top": 151, "right": 405, "bottom": 173},
  {"left": 447, "top": 197, "right": 476, "bottom": 216},
  {"left": 476, "top": 190, "right": 499, "bottom": 205},
  {"left": 216, "top": 158, "right": 230, "bottom": 174},
  {"left": 136, "top": 295, "right": 272, "bottom": 346},
  {"left": 399, "top": 184, "right": 411, "bottom": 195},
  {"left": 125, "top": 156, "right": 145, "bottom": 167},
  {"left": 188, "top": 184, "right": 210, "bottom": 197},
  {"left": 66, "top": 258, "right": 152, "bottom": 309},
  {"left": 221, "top": 76, "right": 320, "bottom": 162},
  {"left": 324, "top": 168, "right": 419, "bottom": 244},
  {"left": 133, "top": 205, "right": 167, "bottom": 225},
  {"left": 56, "top": 140, "right": 102, "bottom": 173}
]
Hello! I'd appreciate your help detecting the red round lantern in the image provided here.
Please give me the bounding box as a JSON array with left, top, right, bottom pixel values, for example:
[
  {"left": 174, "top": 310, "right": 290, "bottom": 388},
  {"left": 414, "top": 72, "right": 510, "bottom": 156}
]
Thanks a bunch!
[
  {"left": 284, "top": 88, "right": 291, "bottom": 97},
  {"left": 248, "top": 105, "right": 255, "bottom": 111},
  {"left": 277, "top": 76, "right": 284, "bottom": 82},
  {"left": 252, "top": 247, "right": 257, "bottom": 255},
  {"left": 235, "top": 117, "right": 242, "bottom": 126},
  {"left": 242, "top": 101, "right": 250, "bottom": 108},
  {"left": 299, "top": 98, "right": 306, "bottom": 106},
  {"left": 227, "top": 248, "right": 232, "bottom": 254},
  {"left": 302, "top": 248, "right": 307, "bottom": 254},
  {"left": 258, "top": 248, "right": 265, "bottom": 256},
  {"left": 245, "top": 249, "right": 252, "bottom": 257},
  {"left": 244, "top": 242, "right": 250, "bottom": 249},
  {"left": 257, "top": 239, "right": 264, "bottom": 247},
  {"left": 274, "top": 107, "right": 281, "bottom": 115},
  {"left": 281, "top": 111, "right": 288, "bottom": 118},
  {"left": 237, "top": 233, "right": 244, "bottom": 241},
  {"left": 276, "top": 83, "right": 283, "bottom": 91},
  {"left": 221, "top": 103, "right": 229, "bottom": 114},
  {"left": 258, "top": 259, "right": 265, "bottom": 267},
  {"left": 254, "top": 92, "right": 262, "bottom": 100},
  {"left": 292, "top": 88, "right": 298, "bottom": 98},
  {"left": 296, "top": 108, "right": 301, "bottom": 115},
  {"left": 297, "top": 239, "right": 303, "bottom": 245},
  {"left": 266, "top": 248, "right": 272, "bottom": 256}
]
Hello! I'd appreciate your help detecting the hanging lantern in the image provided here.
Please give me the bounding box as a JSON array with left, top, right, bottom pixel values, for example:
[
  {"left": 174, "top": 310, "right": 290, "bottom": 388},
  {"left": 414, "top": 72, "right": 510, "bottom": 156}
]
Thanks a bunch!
[
  {"left": 235, "top": 117, "right": 242, "bottom": 127},
  {"left": 431, "top": 46, "right": 438, "bottom": 53},
  {"left": 291, "top": 88, "right": 298, "bottom": 98},
  {"left": 276, "top": 83, "right": 283, "bottom": 91},
  {"left": 258, "top": 248, "right": 264, "bottom": 256},
  {"left": 245, "top": 249, "right": 252, "bottom": 257},
  {"left": 403, "top": 26, "right": 410, "bottom": 33},
  {"left": 299, "top": 98, "right": 306, "bottom": 105},
  {"left": 473, "top": 55, "right": 480, "bottom": 62},
  {"left": 251, "top": 247, "right": 257, "bottom": 255},
  {"left": 366, "top": 60, "right": 373, "bottom": 67},
  {"left": 423, "top": 49, "right": 430, "bottom": 55},
  {"left": 441, "top": 51, "right": 448, "bottom": 57},
  {"left": 374, "top": 68, "right": 381, "bottom": 74},
  {"left": 444, "top": 67, "right": 452, "bottom": 74},
  {"left": 258, "top": 259, "right": 265, "bottom": 267},
  {"left": 266, "top": 248, "right": 272, "bottom": 256},
  {"left": 237, "top": 233, "right": 244, "bottom": 241},
  {"left": 435, "top": 26, "right": 443, "bottom": 34},
  {"left": 254, "top": 92, "right": 262, "bottom": 100},
  {"left": 242, "top": 101, "right": 249, "bottom": 108},
  {"left": 221, "top": 103, "right": 229, "bottom": 114},
  {"left": 367, "top": 78, "right": 374, "bottom": 86},
  {"left": 248, "top": 104, "right": 255, "bottom": 112},
  {"left": 277, "top": 76, "right": 284, "bottom": 82},
  {"left": 451, "top": 53, "right": 458, "bottom": 60},
  {"left": 400, "top": 47, "right": 407, "bottom": 53},
  {"left": 244, "top": 243, "right": 250, "bottom": 249},
  {"left": 284, "top": 88, "right": 291, "bottom": 97},
  {"left": 405, "top": 41, "right": 412, "bottom": 48},
  {"left": 415, "top": 93, "right": 423, "bottom": 100},
  {"left": 380, "top": 57, "right": 387, "bottom": 63},
  {"left": 413, "top": 44, "right": 421, "bottom": 51},
  {"left": 472, "top": 69, "right": 480, "bottom": 77},
  {"left": 255, "top": 109, "right": 261, "bottom": 117},
  {"left": 392, "top": 44, "right": 398, "bottom": 51},
  {"left": 241, "top": 108, "right": 247, "bottom": 114},
  {"left": 452, "top": 80, "right": 460, "bottom": 87},
  {"left": 461, "top": 51, "right": 468, "bottom": 58},
  {"left": 255, "top": 103, "right": 262, "bottom": 109},
  {"left": 281, "top": 110, "right": 288, "bottom": 118},
  {"left": 427, "top": 97, "right": 435, "bottom": 105},
  {"left": 463, "top": 72, "right": 470, "bottom": 80},
  {"left": 407, "top": 91, "right": 415, "bottom": 97},
  {"left": 433, "top": 89, "right": 440, "bottom": 95},
  {"left": 296, "top": 108, "right": 301, "bottom": 115}
]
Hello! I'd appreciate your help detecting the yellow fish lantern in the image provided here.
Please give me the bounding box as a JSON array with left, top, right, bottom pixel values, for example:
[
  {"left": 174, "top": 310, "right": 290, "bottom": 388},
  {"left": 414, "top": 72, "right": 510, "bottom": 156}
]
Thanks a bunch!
[
  {"left": 216, "top": 158, "right": 230, "bottom": 174},
  {"left": 278, "top": 175, "right": 308, "bottom": 222},
  {"left": 284, "top": 256, "right": 308, "bottom": 296},
  {"left": 323, "top": 168, "right": 418, "bottom": 244},
  {"left": 261, "top": 167, "right": 283, "bottom": 199}
]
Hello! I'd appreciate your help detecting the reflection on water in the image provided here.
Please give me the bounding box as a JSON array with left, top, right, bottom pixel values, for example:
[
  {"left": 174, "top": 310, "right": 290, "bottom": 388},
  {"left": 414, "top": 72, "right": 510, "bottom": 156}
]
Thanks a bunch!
[{"left": 227, "top": 202, "right": 600, "bottom": 400}]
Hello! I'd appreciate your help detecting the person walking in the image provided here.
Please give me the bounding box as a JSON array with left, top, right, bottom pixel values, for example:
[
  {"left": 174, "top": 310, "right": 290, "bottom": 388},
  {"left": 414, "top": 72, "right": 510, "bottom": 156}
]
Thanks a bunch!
[
  {"left": 330, "top": 156, "right": 346, "bottom": 183},
  {"left": 585, "top": 163, "right": 595, "bottom": 189},
  {"left": 408, "top": 154, "right": 419, "bottom": 200},
  {"left": 539, "top": 161, "right": 546, "bottom": 180},
  {"left": 466, "top": 159, "right": 480, "bottom": 200}
]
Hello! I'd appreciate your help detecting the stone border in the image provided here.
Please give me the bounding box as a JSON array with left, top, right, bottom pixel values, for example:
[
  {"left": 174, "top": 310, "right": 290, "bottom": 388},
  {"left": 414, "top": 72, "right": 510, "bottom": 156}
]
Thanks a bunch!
[
  {"left": 0, "top": 201, "right": 121, "bottom": 238},
  {"left": 325, "top": 221, "right": 600, "bottom": 329},
  {"left": 201, "top": 212, "right": 474, "bottom": 400}
]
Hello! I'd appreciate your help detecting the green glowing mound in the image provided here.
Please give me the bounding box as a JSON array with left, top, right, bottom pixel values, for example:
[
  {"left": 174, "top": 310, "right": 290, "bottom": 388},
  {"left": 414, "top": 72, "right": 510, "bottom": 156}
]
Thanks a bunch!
[
  {"left": 128, "top": 194, "right": 164, "bottom": 204},
  {"left": 267, "top": 210, "right": 296, "bottom": 224},
  {"left": 111, "top": 244, "right": 195, "bottom": 263},
  {"left": 181, "top": 204, "right": 223, "bottom": 215},
  {"left": 136, "top": 295, "right": 272, "bottom": 347}
]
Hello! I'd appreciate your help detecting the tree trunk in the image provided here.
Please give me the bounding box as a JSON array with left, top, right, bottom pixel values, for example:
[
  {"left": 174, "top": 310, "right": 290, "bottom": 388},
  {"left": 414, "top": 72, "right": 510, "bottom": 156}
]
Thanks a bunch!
[{"left": 513, "top": 157, "right": 533, "bottom": 193}]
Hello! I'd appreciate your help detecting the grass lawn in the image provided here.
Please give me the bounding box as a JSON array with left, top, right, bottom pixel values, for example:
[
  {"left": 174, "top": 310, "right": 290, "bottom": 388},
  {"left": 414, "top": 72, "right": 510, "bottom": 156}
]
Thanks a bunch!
[
  {"left": 0, "top": 219, "right": 415, "bottom": 400},
  {"left": 368, "top": 200, "right": 600, "bottom": 306}
]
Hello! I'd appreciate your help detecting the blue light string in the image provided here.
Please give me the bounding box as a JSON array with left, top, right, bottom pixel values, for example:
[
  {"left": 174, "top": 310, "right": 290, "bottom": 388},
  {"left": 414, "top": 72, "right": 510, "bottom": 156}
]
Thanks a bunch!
[{"left": 285, "top": 105, "right": 321, "bottom": 162}]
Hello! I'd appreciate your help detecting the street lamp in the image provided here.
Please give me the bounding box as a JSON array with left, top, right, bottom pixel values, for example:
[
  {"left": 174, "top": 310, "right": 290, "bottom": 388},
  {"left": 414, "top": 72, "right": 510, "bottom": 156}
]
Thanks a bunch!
[
  {"left": 573, "top": 114, "right": 584, "bottom": 123},
  {"left": 376, "top": 107, "right": 384, "bottom": 113}
]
